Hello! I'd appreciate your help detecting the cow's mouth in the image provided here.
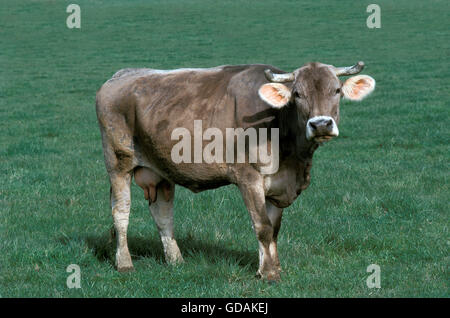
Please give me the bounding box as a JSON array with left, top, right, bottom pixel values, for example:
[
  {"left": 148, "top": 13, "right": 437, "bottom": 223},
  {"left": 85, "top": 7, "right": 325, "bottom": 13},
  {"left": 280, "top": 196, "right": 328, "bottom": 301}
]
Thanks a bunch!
[
  {"left": 313, "top": 135, "right": 335, "bottom": 143},
  {"left": 306, "top": 116, "right": 339, "bottom": 143}
]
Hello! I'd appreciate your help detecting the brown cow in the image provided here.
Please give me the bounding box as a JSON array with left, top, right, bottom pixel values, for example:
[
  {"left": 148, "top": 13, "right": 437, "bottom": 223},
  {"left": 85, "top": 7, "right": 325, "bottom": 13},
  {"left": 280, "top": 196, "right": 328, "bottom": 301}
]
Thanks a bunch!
[{"left": 96, "top": 62, "right": 375, "bottom": 281}]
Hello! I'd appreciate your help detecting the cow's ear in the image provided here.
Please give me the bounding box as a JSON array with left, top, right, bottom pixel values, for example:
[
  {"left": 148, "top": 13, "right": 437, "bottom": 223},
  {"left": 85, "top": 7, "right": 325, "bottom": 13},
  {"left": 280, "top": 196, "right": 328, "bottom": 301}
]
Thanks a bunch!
[
  {"left": 258, "top": 83, "right": 291, "bottom": 109},
  {"left": 342, "top": 75, "right": 376, "bottom": 101}
]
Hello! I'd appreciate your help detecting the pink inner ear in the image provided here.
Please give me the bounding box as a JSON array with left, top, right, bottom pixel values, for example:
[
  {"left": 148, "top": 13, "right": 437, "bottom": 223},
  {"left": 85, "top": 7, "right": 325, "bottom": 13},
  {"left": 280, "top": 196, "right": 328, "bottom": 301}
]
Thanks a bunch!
[
  {"left": 352, "top": 79, "right": 371, "bottom": 97},
  {"left": 344, "top": 76, "right": 375, "bottom": 100},
  {"left": 260, "top": 84, "right": 287, "bottom": 105}
]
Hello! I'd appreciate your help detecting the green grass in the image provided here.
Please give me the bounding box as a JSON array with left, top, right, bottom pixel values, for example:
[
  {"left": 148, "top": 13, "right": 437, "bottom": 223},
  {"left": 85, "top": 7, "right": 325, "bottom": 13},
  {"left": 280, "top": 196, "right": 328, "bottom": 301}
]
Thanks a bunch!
[{"left": 0, "top": 0, "right": 448, "bottom": 297}]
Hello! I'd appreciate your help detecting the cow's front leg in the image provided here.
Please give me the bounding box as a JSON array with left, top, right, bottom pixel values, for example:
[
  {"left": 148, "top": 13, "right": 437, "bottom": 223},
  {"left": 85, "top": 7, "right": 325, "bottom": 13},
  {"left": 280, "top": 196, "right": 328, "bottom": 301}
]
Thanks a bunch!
[
  {"left": 266, "top": 201, "right": 283, "bottom": 272},
  {"left": 110, "top": 172, "right": 134, "bottom": 272},
  {"left": 238, "top": 176, "right": 280, "bottom": 282}
]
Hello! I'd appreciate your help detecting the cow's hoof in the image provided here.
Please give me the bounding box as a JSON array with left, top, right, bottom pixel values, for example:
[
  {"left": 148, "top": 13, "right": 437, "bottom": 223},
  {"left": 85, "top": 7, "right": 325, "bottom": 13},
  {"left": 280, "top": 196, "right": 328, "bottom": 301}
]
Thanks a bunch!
[
  {"left": 162, "top": 237, "right": 184, "bottom": 265},
  {"left": 266, "top": 272, "right": 281, "bottom": 283},
  {"left": 167, "top": 257, "right": 184, "bottom": 265},
  {"left": 116, "top": 250, "right": 134, "bottom": 272},
  {"left": 256, "top": 270, "right": 281, "bottom": 283},
  {"left": 165, "top": 252, "right": 184, "bottom": 265},
  {"left": 117, "top": 265, "right": 135, "bottom": 273}
]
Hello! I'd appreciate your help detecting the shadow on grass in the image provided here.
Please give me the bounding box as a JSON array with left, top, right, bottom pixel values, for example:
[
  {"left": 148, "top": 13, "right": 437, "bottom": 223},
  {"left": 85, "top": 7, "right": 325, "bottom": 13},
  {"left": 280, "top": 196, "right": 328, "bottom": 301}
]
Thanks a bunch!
[{"left": 62, "top": 231, "right": 257, "bottom": 271}]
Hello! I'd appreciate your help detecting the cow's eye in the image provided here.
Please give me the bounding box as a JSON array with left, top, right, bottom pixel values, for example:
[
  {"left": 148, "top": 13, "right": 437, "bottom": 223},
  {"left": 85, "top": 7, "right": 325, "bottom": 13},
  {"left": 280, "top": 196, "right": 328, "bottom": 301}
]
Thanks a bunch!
[
  {"left": 335, "top": 88, "right": 341, "bottom": 95},
  {"left": 294, "top": 91, "right": 303, "bottom": 98}
]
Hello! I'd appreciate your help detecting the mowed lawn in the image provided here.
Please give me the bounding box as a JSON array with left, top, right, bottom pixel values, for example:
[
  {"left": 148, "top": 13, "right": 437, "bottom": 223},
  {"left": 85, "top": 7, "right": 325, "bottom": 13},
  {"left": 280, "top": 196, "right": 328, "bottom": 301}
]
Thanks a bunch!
[{"left": 0, "top": 0, "right": 448, "bottom": 297}]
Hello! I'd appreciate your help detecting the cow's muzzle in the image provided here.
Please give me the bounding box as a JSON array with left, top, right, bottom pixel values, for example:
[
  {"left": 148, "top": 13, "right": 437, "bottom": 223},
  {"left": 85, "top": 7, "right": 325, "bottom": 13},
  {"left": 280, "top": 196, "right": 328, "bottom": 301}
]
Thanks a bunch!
[{"left": 306, "top": 116, "right": 339, "bottom": 142}]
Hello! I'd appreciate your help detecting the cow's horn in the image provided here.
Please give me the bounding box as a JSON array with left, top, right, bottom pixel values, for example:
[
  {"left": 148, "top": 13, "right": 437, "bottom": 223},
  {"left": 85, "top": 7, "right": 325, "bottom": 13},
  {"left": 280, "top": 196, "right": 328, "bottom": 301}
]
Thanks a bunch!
[
  {"left": 334, "top": 61, "right": 365, "bottom": 76},
  {"left": 264, "top": 69, "right": 295, "bottom": 83}
]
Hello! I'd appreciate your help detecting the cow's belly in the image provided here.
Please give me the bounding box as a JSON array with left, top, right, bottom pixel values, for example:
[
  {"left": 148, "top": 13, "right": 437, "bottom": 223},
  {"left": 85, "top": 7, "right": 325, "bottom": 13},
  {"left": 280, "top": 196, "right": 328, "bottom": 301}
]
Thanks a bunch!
[{"left": 133, "top": 138, "right": 231, "bottom": 193}]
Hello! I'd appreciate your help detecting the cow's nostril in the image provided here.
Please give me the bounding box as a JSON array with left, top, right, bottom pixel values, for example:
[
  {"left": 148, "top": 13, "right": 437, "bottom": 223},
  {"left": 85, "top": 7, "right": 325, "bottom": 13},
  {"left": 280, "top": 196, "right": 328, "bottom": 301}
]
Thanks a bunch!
[
  {"left": 309, "top": 122, "right": 317, "bottom": 130},
  {"left": 326, "top": 119, "right": 333, "bottom": 127}
]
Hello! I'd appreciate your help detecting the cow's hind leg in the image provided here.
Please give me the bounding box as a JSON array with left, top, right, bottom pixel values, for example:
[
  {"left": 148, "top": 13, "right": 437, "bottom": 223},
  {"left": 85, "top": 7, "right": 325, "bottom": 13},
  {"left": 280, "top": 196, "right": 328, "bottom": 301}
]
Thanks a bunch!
[
  {"left": 134, "top": 167, "right": 183, "bottom": 264},
  {"left": 110, "top": 172, "right": 134, "bottom": 272},
  {"left": 150, "top": 181, "right": 183, "bottom": 264},
  {"left": 100, "top": 127, "right": 135, "bottom": 271}
]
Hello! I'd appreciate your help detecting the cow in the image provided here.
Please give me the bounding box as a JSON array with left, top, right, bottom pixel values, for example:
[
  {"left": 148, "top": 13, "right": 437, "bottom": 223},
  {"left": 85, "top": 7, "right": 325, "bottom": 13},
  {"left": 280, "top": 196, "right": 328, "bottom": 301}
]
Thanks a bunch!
[{"left": 96, "top": 61, "right": 375, "bottom": 282}]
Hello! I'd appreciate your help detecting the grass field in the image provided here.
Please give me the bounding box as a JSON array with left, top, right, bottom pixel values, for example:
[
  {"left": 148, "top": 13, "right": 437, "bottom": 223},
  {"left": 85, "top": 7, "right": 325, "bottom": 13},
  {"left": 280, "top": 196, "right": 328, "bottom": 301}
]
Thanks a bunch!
[{"left": 0, "top": 0, "right": 448, "bottom": 297}]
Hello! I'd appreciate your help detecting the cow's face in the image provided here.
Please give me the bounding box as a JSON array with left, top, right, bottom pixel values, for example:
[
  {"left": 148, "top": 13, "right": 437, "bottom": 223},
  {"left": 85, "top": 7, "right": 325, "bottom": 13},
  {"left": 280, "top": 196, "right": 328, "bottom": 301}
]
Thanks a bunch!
[{"left": 258, "top": 62, "right": 375, "bottom": 143}]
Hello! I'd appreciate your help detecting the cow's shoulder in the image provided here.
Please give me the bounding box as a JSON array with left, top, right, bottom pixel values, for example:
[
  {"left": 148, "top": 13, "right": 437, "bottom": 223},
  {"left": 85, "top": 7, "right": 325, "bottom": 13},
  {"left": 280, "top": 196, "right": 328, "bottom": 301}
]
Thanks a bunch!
[{"left": 224, "top": 65, "right": 291, "bottom": 127}]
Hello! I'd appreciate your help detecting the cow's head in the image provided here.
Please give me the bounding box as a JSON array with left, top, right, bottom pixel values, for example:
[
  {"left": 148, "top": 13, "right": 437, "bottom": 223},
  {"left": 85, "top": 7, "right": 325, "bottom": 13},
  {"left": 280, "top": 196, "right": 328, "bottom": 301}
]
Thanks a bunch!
[{"left": 258, "top": 62, "right": 375, "bottom": 143}]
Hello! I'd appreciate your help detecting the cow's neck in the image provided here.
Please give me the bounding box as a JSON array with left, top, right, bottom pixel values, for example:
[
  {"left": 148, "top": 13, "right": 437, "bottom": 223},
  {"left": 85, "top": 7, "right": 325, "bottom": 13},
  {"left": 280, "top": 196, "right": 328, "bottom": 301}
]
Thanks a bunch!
[
  {"left": 259, "top": 105, "right": 319, "bottom": 208},
  {"left": 277, "top": 103, "right": 319, "bottom": 163}
]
